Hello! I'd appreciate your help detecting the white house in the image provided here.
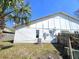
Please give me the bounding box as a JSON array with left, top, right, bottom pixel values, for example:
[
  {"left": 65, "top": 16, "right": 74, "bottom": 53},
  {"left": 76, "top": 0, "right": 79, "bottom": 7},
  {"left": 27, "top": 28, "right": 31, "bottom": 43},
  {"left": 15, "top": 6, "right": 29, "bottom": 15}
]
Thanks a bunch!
[{"left": 14, "top": 12, "right": 79, "bottom": 43}]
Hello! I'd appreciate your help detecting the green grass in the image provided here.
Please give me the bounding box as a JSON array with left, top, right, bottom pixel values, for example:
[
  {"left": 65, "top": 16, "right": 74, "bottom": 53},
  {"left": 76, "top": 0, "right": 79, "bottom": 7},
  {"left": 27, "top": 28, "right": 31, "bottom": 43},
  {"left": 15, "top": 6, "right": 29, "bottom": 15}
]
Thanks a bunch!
[{"left": 0, "top": 41, "right": 60, "bottom": 59}]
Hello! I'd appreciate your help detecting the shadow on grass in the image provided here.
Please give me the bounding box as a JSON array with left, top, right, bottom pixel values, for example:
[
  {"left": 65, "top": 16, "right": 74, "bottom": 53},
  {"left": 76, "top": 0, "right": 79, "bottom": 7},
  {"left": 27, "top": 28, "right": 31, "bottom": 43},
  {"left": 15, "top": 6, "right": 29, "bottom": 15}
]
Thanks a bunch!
[
  {"left": 3, "top": 40, "right": 13, "bottom": 43},
  {"left": 0, "top": 45, "right": 13, "bottom": 50}
]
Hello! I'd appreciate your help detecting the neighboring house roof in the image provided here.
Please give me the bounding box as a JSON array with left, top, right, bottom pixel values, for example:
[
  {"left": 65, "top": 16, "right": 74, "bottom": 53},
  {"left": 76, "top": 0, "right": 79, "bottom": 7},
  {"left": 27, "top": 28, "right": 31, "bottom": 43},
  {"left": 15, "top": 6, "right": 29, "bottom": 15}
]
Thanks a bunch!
[{"left": 15, "top": 12, "right": 79, "bottom": 29}]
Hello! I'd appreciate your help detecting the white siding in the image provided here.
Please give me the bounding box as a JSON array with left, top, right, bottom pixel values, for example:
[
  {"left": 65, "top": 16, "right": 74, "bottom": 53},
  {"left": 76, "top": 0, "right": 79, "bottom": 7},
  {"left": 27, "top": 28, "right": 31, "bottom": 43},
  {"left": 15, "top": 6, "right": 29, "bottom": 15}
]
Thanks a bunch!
[
  {"left": 49, "top": 18, "right": 55, "bottom": 28},
  {"left": 78, "top": 25, "right": 79, "bottom": 30},
  {"left": 42, "top": 20, "right": 49, "bottom": 28},
  {"left": 36, "top": 22, "right": 43, "bottom": 29},
  {"left": 14, "top": 15, "right": 79, "bottom": 43},
  {"left": 65, "top": 19, "right": 70, "bottom": 30},
  {"left": 30, "top": 24, "right": 36, "bottom": 28},
  {"left": 54, "top": 16, "right": 60, "bottom": 29},
  {"left": 14, "top": 27, "right": 37, "bottom": 43},
  {"left": 60, "top": 17, "right": 67, "bottom": 29}
]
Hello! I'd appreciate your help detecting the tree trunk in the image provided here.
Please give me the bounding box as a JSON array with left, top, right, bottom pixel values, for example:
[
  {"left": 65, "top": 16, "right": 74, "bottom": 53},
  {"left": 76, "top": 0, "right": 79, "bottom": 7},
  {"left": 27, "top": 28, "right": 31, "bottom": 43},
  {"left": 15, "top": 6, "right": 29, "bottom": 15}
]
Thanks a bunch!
[{"left": 0, "top": 19, "right": 5, "bottom": 30}]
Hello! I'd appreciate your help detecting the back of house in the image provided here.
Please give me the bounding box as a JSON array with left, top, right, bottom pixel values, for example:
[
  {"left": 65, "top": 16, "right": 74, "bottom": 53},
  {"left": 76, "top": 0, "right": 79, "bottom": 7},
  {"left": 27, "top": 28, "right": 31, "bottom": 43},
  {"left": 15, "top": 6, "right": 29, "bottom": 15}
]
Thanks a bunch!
[{"left": 14, "top": 12, "right": 79, "bottom": 43}]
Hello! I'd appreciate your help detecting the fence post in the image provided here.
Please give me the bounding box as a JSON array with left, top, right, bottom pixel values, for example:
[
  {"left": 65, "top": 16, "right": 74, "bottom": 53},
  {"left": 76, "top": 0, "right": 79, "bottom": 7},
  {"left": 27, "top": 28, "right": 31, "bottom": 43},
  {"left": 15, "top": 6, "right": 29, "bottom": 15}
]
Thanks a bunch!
[{"left": 68, "top": 38, "right": 74, "bottom": 59}]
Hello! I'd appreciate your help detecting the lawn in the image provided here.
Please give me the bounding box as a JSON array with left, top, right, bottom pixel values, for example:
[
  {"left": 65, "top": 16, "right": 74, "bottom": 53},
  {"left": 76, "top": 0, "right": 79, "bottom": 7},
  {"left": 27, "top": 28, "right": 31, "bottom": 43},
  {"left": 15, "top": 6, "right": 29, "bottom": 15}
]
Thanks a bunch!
[{"left": 0, "top": 41, "right": 61, "bottom": 59}]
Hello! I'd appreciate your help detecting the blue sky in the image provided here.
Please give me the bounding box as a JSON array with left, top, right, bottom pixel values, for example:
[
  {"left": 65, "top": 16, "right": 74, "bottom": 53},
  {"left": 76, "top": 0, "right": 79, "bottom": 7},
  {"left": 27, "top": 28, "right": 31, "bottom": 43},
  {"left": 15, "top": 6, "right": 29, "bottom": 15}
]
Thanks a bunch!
[
  {"left": 6, "top": 0, "right": 79, "bottom": 28},
  {"left": 28, "top": 0, "right": 79, "bottom": 20}
]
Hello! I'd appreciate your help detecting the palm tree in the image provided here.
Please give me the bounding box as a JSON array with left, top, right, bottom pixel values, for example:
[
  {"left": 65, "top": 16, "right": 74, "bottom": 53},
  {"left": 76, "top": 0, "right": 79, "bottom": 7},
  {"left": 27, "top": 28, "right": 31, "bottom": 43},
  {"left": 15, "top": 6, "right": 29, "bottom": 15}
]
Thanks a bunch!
[{"left": 0, "top": 0, "right": 31, "bottom": 30}]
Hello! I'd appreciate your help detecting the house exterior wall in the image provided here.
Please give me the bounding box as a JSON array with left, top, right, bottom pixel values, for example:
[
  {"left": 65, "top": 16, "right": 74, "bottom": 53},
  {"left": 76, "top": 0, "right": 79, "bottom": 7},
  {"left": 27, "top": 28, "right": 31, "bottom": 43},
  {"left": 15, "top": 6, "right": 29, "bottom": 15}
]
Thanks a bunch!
[
  {"left": 14, "top": 15, "right": 79, "bottom": 43},
  {"left": 30, "top": 16, "right": 79, "bottom": 31},
  {"left": 14, "top": 27, "right": 37, "bottom": 43}
]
